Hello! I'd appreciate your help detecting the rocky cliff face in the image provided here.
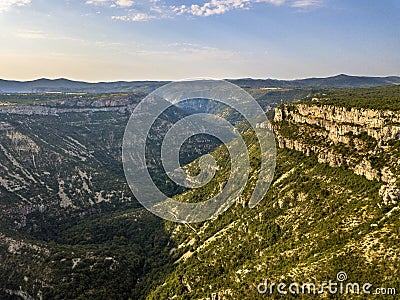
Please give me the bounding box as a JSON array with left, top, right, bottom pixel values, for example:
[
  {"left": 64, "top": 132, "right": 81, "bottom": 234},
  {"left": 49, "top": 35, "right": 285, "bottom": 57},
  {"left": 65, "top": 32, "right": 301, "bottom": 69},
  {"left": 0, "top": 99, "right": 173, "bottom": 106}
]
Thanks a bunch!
[
  {"left": 274, "top": 103, "right": 400, "bottom": 206},
  {"left": 275, "top": 104, "right": 400, "bottom": 142},
  {"left": 0, "top": 94, "right": 144, "bottom": 115}
]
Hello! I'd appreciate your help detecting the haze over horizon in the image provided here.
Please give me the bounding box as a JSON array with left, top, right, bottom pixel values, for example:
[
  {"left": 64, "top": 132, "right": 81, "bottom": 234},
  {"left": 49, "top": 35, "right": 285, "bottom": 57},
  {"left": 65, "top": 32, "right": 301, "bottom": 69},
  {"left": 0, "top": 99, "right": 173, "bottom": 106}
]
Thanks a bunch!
[
  {"left": 1, "top": 73, "right": 400, "bottom": 84},
  {"left": 1, "top": 0, "right": 399, "bottom": 81}
]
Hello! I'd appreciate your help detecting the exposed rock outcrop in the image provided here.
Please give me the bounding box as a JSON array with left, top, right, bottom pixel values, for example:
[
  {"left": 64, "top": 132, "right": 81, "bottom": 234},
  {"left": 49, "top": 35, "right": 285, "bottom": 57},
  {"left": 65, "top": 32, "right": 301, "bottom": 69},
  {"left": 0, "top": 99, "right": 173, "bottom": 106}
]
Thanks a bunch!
[
  {"left": 275, "top": 104, "right": 400, "bottom": 142},
  {"left": 274, "top": 103, "right": 400, "bottom": 204},
  {"left": 0, "top": 94, "right": 144, "bottom": 116},
  {"left": 379, "top": 185, "right": 400, "bottom": 206}
]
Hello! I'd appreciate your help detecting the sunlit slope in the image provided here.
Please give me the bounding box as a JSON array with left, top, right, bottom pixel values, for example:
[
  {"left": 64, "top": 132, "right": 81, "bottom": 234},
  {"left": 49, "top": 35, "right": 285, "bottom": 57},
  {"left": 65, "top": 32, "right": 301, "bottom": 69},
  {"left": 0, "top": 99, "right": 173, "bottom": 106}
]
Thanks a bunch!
[{"left": 149, "top": 89, "right": 400, "bottom": 299}]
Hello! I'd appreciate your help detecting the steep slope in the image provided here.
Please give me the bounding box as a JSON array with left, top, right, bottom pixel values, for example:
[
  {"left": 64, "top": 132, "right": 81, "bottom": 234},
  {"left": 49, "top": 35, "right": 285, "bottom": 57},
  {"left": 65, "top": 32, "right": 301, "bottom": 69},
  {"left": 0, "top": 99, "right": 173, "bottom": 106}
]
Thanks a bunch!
[
  {"left": 148, "top": 87, "right": 400, "bottom": 299},
  {"left": 0, "top": 86, "right": 399, "bottom": 299},
  {"left": 0, "top": 94, "right": 225, "bottom": 299}
]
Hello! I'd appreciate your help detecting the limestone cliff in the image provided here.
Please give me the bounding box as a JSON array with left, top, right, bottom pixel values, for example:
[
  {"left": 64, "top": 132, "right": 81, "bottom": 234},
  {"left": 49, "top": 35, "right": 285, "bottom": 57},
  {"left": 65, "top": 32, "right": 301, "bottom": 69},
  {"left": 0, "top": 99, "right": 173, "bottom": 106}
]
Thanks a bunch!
[
  {"left": 275, "top": 104, "right": 400, "bottom": 142},
  {"left": 274, "top": 103, "right": 400, "bottom": 205}
]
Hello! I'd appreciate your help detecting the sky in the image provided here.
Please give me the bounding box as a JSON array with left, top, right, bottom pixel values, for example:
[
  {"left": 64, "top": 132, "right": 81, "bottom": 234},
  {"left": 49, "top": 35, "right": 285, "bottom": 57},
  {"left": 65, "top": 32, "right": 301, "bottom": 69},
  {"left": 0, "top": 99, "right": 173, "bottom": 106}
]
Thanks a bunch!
[{"left": 0, "top": 0, "right": 399, "bottom": 81}]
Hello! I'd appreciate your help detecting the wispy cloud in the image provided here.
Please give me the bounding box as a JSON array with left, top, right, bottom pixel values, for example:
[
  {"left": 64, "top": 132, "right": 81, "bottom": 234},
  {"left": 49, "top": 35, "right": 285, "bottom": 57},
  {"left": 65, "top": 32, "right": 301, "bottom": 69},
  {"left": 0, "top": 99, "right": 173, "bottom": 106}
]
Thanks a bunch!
[
  {"left": 112, "top": 12, "right": 155, "bottom": 21},
  {"left": 15, "top": 29, "right": 46, "bottom": 39},
  {"left": 291, "top": 0, "right": 322, "bottom": 8},
  {"left": 86, "top": 0, "right": 323, "bottom": 22},
  {"left": 86, "top": 0, "right": 135, "bottom": 7},
  {"left": 109, "top": 0, "right": 172, "bottom": 21},
  {"left": 0, "top": 0, "right": 31, "bottom": 12},
  {"left": 121, "top": 42, "right": 247, "bottom": 60},
  {"left": 113, "top": 0, "right": 134, "bottom": 7},
  {"left": 85, "top": 0, "right": 109, "bottom": 5},
  {"left": 174, "top": 0, "right": 285, "bottom": 17},
  {"left": 15, "top": 29, "right": 84, "bottom": 42}
]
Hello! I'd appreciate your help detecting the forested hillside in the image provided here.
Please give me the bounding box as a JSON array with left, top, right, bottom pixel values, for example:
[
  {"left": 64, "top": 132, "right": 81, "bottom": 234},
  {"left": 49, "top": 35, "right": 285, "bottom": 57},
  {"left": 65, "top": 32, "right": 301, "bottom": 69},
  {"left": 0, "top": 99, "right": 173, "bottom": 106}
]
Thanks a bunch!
[{"left": 0, "top": 85, "right": 399, "bottom": 299}]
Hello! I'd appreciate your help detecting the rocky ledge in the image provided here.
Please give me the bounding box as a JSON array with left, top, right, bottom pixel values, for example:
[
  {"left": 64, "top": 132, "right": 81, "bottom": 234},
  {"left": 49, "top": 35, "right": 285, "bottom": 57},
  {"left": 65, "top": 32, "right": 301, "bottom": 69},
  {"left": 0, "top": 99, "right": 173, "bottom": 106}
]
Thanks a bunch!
[
  {"left": 275, "top": 104, "right": 400, "bottom": 142},
  {"left": 274, "top": 103, "right": 400, "bottom": 206}
]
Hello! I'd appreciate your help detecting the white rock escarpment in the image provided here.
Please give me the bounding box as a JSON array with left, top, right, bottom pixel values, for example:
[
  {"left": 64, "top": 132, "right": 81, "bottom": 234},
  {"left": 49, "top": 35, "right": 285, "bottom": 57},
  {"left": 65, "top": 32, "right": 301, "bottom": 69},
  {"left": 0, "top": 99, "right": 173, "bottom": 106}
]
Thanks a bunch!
[{"left": 274, "top": 103, "right": 400, "bottom": 205}]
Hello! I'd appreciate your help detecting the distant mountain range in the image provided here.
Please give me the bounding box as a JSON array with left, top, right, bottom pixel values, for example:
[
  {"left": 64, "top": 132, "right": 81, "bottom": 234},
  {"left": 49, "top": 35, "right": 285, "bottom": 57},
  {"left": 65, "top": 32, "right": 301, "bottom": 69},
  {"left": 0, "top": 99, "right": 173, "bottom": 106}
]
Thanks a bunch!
[
  {"left": 0, "top": 78, "right": 167, "bottom": 94},
  {"left": 0, "top": 74, "right": 399, "bottom": 93},
  {"left": 231, "top": 74, "right": 400, "bottom": 89}
]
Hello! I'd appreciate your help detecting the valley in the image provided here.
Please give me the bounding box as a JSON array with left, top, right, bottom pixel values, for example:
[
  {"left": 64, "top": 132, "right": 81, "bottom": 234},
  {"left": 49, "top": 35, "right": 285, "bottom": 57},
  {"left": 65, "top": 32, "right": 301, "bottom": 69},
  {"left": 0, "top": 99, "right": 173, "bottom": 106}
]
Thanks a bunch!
[{"left": 0, "top": 81, "right": 399, "bottom": 299}]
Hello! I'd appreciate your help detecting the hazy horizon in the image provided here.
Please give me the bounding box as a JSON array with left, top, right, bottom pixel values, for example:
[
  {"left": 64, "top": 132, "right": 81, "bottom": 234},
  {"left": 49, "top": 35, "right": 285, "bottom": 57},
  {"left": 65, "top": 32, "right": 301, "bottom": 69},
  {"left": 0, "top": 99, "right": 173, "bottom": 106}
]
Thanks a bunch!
[{"left": 1, "top": 73, "right": 400, "bottom": 83}]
